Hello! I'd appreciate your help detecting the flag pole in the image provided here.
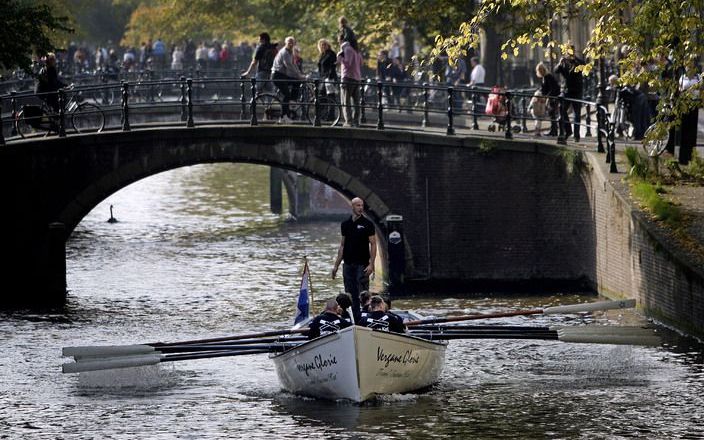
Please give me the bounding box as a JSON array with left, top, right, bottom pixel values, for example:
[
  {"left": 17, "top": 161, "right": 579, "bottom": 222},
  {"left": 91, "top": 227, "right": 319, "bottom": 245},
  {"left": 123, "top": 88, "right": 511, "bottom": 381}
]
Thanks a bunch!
[{"left": 304, "top": 255, "right": 313, "bottom": 313}]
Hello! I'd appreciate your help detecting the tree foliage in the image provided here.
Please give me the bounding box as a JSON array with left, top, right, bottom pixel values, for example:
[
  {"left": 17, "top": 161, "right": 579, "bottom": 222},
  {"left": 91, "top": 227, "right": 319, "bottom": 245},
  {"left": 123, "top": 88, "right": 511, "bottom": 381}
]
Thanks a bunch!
[
  {"left": 0, "top": 0, "right": 73, "bottom": 71},
  {"left": 434, "top": 0, "right": 704, "bottom": 134},
  {"left": 117, "top": 0, "right": 475, "bottom": 61}
]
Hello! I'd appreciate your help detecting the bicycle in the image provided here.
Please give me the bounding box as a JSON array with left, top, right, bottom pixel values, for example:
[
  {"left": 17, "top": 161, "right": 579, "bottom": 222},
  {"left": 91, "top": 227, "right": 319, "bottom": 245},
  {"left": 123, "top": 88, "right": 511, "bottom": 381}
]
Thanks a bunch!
[
  {"left": 15, "top": 87, "right": 105, "bottom": 138},
  {"left": 91, "top": 68, "right": 119, "bottom": 106},
  {"left": 253, "top": 79, "right": 340, "bottom": 126},
  {"left": 130, "top": 70, "right": 164, "bottom": 104},
  {"left": 610, "top": 87, "right": 634, "bottom": 139}
]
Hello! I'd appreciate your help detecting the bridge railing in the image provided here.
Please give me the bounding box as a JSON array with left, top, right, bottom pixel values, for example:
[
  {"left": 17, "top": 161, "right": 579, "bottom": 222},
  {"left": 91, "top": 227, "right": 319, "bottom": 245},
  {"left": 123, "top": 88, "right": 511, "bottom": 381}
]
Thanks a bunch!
[{"left": 0, "top": 76, "right": 617, "bottom": 171}]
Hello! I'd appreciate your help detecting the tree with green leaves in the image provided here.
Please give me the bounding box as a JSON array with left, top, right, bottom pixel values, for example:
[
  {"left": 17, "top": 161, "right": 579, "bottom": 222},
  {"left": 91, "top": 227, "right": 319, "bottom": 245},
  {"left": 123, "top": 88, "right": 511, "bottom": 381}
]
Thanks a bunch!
[
  {"left": 433, "top": 0, "right": 704, "bottom": 148},
  {"left": 116, "top": 0, "right": 482, "bottom": 66},
  {"left": 0, "top": 0, "right": 73, "bottom": 72}
]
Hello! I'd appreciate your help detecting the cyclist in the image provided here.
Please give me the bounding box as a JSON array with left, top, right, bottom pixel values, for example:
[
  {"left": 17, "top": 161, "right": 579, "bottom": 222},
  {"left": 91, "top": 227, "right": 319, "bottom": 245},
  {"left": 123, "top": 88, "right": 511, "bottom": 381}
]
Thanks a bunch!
[
  {"left": 35, "top": 53, "right": 67, "bottom": 114},
  {"left": 271, "top": 36, "right": 305, "bottom": 123}
]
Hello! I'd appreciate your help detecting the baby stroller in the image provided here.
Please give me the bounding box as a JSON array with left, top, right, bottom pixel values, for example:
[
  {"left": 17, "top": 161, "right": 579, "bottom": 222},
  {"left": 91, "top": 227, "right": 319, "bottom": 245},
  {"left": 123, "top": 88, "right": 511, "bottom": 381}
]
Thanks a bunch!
[{"left": 485, "top": 85, "right": 509, "bottom": 132}]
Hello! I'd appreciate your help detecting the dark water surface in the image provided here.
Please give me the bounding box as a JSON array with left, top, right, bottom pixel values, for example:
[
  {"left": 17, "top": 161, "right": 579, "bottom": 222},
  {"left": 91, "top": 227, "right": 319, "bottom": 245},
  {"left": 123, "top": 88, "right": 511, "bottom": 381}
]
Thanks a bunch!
[{"left": 1, "top": 163, "right": 703, "bottom": 439}]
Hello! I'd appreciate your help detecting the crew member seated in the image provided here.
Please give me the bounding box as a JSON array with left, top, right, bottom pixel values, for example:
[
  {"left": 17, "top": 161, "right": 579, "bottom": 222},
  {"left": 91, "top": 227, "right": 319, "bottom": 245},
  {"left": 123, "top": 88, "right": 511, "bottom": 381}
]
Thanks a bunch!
[
  {"left": 308, "top": 298, "right": 352, "bottom": 339},
  {"left": 360, "top": 295, "right": 406, "bottom": 333},
  {"left": 335, "top": 292, "right": 353, "bottom": 323},
  {"left": 359, "top": 291, "right": 371, "bottom": 312}
]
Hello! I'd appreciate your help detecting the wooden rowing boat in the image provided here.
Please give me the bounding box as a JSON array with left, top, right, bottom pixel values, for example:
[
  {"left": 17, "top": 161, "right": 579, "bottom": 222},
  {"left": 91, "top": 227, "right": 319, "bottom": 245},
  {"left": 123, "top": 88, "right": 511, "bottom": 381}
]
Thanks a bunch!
[{"left": 271, "top": 325, "right": 447, "bottom": 402}]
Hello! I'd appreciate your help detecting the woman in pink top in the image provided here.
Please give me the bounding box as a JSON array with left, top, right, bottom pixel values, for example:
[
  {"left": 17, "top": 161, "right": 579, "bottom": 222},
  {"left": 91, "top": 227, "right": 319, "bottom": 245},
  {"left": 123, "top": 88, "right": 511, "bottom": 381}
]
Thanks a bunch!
[{"left": 337, "top": 35, "right": 362, "bottom": 126}]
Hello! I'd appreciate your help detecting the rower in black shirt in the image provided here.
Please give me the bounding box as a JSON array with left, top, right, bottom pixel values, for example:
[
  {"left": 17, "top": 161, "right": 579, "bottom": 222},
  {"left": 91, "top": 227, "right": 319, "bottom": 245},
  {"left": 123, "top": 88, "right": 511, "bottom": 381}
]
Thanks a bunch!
[
  {"left": 308, "top": 298, "right": 352, "bottom": 339},
  {"left": 335, "top": 292, "right": 353, "bottom": 323},
  {"left": 360, "top": 295, "right": 406, "bottom": 334},
  {"left": 359, "top": 291, "right": 371, "bottom": 312}
]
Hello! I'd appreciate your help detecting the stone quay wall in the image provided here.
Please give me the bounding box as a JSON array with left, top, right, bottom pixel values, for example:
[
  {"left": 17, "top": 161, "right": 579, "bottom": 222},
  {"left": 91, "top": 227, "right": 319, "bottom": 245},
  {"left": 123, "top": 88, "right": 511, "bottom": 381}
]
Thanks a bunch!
[{"left": 582, "top": 153, "right": 704, "bottom": 338}]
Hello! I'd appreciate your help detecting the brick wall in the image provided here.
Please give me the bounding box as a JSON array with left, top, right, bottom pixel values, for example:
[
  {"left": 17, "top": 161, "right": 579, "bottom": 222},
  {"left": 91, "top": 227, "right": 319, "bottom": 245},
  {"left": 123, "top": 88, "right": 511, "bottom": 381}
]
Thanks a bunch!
[
  {"left": 583, "top": 153, "right": 704, "bottom": 338},
  {"left": 393, "top": 140, "right": 596, "bottom": 289}
]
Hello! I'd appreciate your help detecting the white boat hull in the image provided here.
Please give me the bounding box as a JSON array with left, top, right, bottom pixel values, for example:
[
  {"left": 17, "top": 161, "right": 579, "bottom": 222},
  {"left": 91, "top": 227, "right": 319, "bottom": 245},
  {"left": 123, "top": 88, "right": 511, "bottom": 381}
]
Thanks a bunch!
[{"left": 271, "top": 326, "right": 447, "bottom": 402}]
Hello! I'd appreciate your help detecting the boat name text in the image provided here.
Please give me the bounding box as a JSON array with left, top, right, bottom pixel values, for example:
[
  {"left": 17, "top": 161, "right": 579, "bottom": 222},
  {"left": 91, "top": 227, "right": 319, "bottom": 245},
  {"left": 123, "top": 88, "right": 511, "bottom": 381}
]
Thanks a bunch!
[
  {"left": 296, "top": 353, "right": 338, "bottom": 377},
  {"left": 377, "top": 347, "right": 420, "bottom": 368}
]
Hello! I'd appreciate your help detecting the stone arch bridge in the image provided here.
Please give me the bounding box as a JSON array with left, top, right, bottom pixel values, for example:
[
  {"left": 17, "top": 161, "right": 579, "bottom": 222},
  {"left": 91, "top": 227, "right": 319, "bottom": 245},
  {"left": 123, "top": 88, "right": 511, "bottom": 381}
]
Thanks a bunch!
[{"left": 1, "top": 125, "right": 599, "bottom": 305}]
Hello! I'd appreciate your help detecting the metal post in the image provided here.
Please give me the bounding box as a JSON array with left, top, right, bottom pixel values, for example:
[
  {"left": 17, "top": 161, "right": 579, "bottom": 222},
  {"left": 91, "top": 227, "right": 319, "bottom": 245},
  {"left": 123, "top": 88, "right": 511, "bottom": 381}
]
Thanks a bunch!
[
  {"left": 596, "top": 58, "right": 606, "bottom": 153},
  {"left": 606, "top": 118, "right": 613, "bottom": 163},
  {"left": 313, "top": 79, "right": 321, "bottom": 127},
  {"left": 57, "top": 89, "right": 66, "bottom": 137},
  {"left": 421, "top": 83, "right": 429, "bottom": 128},
  {"left": 585, "top": 104, "right": 593, "bottom": 137},
  {"left": 447, "top": 87, "right": 455, "bottom": 135},
  {"left": 186, "top": 78, "right": 194, "bottom": 127},
  {"left": 10, "top": 91, "right": 18, "bottom": 136},
  {"left": 359, "top": 81, "right": 367, "bottom": 124},
  {"left": 250, "top": 78, "right": 258, "bottom": 126},
  {"left": 609, "top": 127, "right": 618, "bottom": 173},
  {"left": 377, "top": 81, "right": 384, "bottom": 130},
  {"left": 122, "top": 82, "right": 131, "bottom": 131},
  {"left": 179, "top": 76, "right": 187, "bottom": 121},
  {"left": 504, "top": 91, "right": 513, "bottom": 139},
  {"left": 384, "top": 215, "right": 406, "bottom": 295},
  {"left": 240, "top": 77, "right": 247, "bottom": 120},
  {"left": 557, "top": 94, "right": 567, "bottom": 145},
  {"left": 194, "top": 68, "right": 201, "bottom": 101},
  {"left": 520, "top": 96, "right": 528, "bottom": 133},
  {"left": 472, "top": 87, "right": 479, "bottom": 130},
  {"left": 0, "top": 95, "right": 5, "bottom": 145}
]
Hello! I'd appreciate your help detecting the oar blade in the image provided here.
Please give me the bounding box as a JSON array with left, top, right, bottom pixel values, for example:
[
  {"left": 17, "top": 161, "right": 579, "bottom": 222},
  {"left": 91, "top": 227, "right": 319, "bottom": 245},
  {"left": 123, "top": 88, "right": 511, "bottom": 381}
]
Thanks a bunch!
[
  {"left": 543, "top": 299, "right": 636, "bottom": 315},
  {"left": 556, "top": 326, "right": 660, "bottom": 346},
  {"left": 62, "top": 353, "right": 163, "bottom": 374}
]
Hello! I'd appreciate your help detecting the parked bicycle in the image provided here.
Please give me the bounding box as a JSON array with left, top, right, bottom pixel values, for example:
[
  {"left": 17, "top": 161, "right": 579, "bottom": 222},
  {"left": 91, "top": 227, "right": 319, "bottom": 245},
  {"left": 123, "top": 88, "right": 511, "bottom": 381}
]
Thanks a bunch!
[
  {"left": 130, "top": 70, "right": 164, "bottom": 104},
  {"left": 610, "top": 87, "right": 634, "bottom": 139},
  {"left": 14, "top": 86, "right": 105, "bottom": 138}
]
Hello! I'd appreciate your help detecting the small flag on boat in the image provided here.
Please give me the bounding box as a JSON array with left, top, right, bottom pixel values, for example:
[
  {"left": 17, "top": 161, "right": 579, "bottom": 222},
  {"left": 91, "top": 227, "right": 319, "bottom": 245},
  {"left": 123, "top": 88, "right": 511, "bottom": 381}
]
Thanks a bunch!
[{"left": 294, "top": 260, "right": 311, "bottom": 325}]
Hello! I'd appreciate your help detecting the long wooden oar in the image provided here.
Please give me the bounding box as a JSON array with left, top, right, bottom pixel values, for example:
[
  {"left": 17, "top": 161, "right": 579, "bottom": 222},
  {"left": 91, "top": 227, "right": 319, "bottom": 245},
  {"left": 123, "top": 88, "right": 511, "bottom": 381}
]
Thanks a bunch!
[
  {"left": 406, "top": 299, "right": 636, "bottom": 327},
  {"left": 62, "top": 341, "right": 304, "bottom": 373},
  {"left": 150, "top": 328, "right": 309, "bottom": 347},
  {"left": 410, "top": 325, "right": 659, "bottom": 346},
  {"left": 153, "top": 342, "right": 300, "bottom": 354},
  {"left": 410, "top": 325, "right": 554, "bottom": 332},
  {"left": 414, "top": 332, "right": 559, "bottom": 341},
  {"left": 63, "top": 328, "right": 309, "bottom": 359},
  {"left": 61, "top": 346, "right": 283, "bottom": 374},
  {"left": 162, "top": 349, "right": 273, "bottom": 362}
]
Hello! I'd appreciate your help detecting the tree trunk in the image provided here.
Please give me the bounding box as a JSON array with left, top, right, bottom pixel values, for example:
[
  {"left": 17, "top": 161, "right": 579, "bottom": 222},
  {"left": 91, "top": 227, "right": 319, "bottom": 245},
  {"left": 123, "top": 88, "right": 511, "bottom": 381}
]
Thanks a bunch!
[
  {"left": 480, "top": 26, "right": 503, "bottom": 86},
  {"left": 402, "top": 26, "right": 415, "bottom": 65}
]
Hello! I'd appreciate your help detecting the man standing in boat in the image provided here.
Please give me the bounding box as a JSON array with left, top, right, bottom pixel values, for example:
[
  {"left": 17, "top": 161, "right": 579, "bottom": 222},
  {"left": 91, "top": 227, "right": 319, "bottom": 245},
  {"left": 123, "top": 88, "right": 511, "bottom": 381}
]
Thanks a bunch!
[{"left": 332, "top": 197, "right": 377, "bottom": 323}]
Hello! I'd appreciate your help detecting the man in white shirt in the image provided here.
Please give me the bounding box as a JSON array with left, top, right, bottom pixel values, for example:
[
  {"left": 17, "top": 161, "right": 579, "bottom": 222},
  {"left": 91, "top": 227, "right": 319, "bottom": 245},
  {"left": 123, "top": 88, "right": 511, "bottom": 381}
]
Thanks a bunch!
[{"left": 469, "top": 57, "right": 486, "bottom": 87}]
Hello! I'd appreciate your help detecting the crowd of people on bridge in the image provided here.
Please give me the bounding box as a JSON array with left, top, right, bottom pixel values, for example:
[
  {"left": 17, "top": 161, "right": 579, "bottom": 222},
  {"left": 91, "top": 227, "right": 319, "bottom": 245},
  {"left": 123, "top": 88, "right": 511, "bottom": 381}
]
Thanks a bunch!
[{"left": 15, "top": 12, "right": 700, "bottom": 164}]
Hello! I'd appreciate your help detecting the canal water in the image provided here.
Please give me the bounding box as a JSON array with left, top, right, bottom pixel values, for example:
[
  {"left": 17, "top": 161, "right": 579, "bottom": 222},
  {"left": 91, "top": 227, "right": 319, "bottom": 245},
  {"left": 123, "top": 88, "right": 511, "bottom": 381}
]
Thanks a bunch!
[{"left": 1, "top": 163, "right": 703, "bottom": 439}]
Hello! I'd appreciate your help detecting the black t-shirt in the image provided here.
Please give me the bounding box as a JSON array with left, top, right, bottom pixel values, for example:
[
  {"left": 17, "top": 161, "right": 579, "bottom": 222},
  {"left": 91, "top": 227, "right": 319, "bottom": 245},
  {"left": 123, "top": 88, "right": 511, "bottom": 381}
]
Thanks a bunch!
[
  {"left": 254, "top": 43, "right": 277, "bottom": 73},
  {"left": 341, "top": 215, "right": 374, "bottom": 265},
  {"left": 308, "top": 311, "right": 352, "bottom": 339},
  {"left": 360, "top": 310, "right": 406, "bottom": 333}
]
